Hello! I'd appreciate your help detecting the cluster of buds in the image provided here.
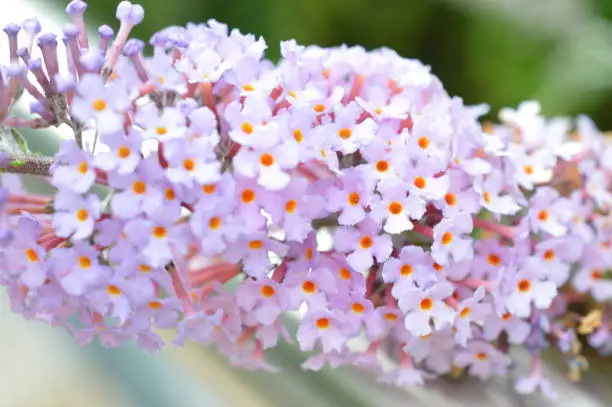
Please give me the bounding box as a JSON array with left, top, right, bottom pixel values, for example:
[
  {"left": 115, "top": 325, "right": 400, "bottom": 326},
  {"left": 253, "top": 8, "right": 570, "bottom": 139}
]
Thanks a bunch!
[{"left": 2, "top": 1, "right": 612, "bottom": 396}]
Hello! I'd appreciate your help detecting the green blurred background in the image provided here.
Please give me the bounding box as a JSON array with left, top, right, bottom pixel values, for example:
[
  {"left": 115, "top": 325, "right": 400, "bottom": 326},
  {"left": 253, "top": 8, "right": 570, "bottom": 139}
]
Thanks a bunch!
[
  {"left": 3, "top": 0, "right": 612, "bottom": 406},
  {"left": 70, "top": 0, "right": 612, "bottom": 128}
]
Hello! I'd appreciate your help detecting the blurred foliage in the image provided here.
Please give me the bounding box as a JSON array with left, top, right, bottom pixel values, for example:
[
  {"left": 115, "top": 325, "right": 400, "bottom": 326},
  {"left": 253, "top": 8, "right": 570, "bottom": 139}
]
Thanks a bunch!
[{"left": 62, "top": 0, "right": 612, "bottom": 128}]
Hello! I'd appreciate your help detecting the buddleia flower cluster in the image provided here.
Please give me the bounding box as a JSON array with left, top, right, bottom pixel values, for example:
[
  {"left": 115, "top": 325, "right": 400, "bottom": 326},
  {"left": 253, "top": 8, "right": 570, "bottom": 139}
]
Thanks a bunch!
[{"left": 2, "top": 1, "right": 612, "bottom": 397}]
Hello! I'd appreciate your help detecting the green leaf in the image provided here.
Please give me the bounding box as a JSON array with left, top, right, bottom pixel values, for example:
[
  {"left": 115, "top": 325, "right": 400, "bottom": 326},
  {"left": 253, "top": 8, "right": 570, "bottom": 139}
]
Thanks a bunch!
[
  {"left": 9, "top": 158, "right": 25, "bottom": 167},
  {"left": 11, "top": 129, "right": 29, "bottom": 154}
]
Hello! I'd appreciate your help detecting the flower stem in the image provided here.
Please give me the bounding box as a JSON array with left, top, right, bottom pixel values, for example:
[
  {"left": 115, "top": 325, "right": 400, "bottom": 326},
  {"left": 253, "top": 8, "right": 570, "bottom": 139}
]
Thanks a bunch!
[
  {"left": 2, "top": 154, "right": 54, "bottom": 177},
  {"left": 472, "top": 218, "right": 515, "bottom": 241}
]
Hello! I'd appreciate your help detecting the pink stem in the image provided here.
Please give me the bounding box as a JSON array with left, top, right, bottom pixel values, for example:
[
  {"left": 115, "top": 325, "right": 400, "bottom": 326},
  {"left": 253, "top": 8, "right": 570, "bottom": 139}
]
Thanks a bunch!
[
  {"left": 271, "top": 260, "right": 288, "bottom": 283},
  {"left": 168, "top": 266, "right": 195, "bottom": 315},
  {"left": 457, "top": 277, "right": 493, "bottom": 293},
  {"left": 472, "top": 218, "right": 516, "bottom": 241},
  {"left": 413, "top": 223, "right": 433, "bottom": 239}
]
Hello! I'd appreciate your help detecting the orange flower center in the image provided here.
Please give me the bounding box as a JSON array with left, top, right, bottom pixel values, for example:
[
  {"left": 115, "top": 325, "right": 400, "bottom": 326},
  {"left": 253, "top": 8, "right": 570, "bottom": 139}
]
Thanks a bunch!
[
  {"left": 241, "top": 189, "right": 256, "bottom": 203},
  {"left": 352, "top": 303, "right": 365, "bottom": 313},
  {"left": 139, "top": 264, "right": 152, "bottom": 272},
  {"left": 376, "top": 160, "right": 389, "bottom": 173},
  {"left": 359, "top": 236, "right": 373, "bottom": 249},
  {"left": 261, "top": 285, "right": 275, "bottom": 297},
  {"left": 316, "top": 317, "right": 330, "bottom": 329},
  {"left": 388, "top": 201, "right": 403, "bottom": 215},
  {"left": 523, "top": 165, "right": 534, "bottom": 175},
  {"left": 24, "top": 248, "right": 39, "bottom": 262},
  {"left": 249, "top": 240, "right": 263, "bottom": 250},
  {"left": 591, "top": 269, "right": 603, "bottom": 280},
  {"left": 165, "top": 188, "right": 176, "bottom": 200},
  {"left": 338, "top": 128, "right": 352, "bottom": 139},
  {"left": 148, "top": 301, "right": 162, "bottom": 309},
  {"left": 538, "top": 209, "right": 549, "bottom": 222},
  {"left": 241, "top": 122, "right": 254, "bottom": 134},
  {"left": 517, "top": 279, "right": 531, "bottom": 292},
  {"left": 339, "top": 268, "right": 351, "bottom": 280},
  {"left": 418, "top": 136, "right": 430, "bottom": 149},
  {"left": 302, "top": 281, "right": 317, "bottom": 293},
  {"left": 117, "top": 146, "right": 131, "bottom": 158},
  {"left": 483, "top": 192, "right": 491, "bottom": 204},
  {"left": 293, "top": 129, "right": 303, "bottom": 143},
  {"left": 183, "top": 158, "right": 195, "bottom": 172},
  {"left": 152, "top": 226, "right": 167, "bottom": 239},
  {"left": 132, "top": 181, "right": 146, "bottom": 195},
  {"left": 543, "top": 250, "right": 555, "bottom": 261},
  {"left": 433, "top": 263, "right": 444, "bottom": 272},
  {"left": 414, "top": 176, "right": 426, "bottom": 189},
  {"left": 502, "top": 312, "right": 512, "bottom": 321},
  {"left": 107, "top": 284, "right": 121, "bottom": 296},
  {"left": 420, "top": 298, "right": 433, "bottom": 310},
  {"left": 78, "top": 162, "right": 89, "bottom": 174},
  {"left": 79, "top": 256, "right": 91, "bottom": 269},
  {"left": 384, "top": 312, "right": 398, "bottom": 321},
  {"left": 156, "top": 127, "right": 168, "bottom": 136},
  {"left": 209, "top": 217, "right": 221, "bottom": 230},
  {"left": 441, "top": 232, "right": 453, "bottom": 245},
  {"left": 285, "top": 200, "right": 298, "bottom": 213},
  {"left": 313, "top": 103, "right": 325, "bottom": 113},
  {"left": 202, "top": 184, "right": 216, "bottom": 194},
  {"left": 487, "top": 254, "right": 502, "bottom": 266},
  {"left": 259, "top": 153, "right": 275, "bottom": 167},
  {"left": 92, "top": 98, "right": 107, "bottom": 112},
  {"left": 347, "top": 192, "right": 360, "bottom": 206},
  {"left": 303, "top": 249, "right": 313, "bottom": 261},
  {"left": 475, "top": 352, "right": 488, "bottom": 361},
  {"left": 400, "top": 264, "right": 413, "bottom": 276},
  {"left": 444, "top": 193, "right": 457, "bottom": 206},
  {"left": 459, "top": 307, "right": 471, "bottom": 318},
  {"left": 76, "top": 209, "right": 89, "bottom": 222}
]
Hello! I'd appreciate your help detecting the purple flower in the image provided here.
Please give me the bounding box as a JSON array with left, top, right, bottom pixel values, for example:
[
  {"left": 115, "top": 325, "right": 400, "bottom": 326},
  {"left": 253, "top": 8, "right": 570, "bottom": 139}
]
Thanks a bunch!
[
  {"left": 434, "top": 169, "right": 480, "bottom": 217},
  {"left": 123, "top": 213, "right": 189, "bottom": 268},
  {"left": 404, "top": 157, "right": 449, "bottom": 201},
  {"left": 175, "top": 310, "right": 224, "bottom": 344},
  {"left": 70, "top": 74, "right": 129, "bottom": 135},
  {"left": 135, "top": 104, "right": 187, "bottom": 140},
  {"left": 1, "top": 214, "right": 47, "bottom": 289},
  {"left": 527, "top": 187, "right": 571, "bottom": 237},
  {"left": 52, "top": 140, "right": 96, "bottom": 193},
  {"left": 261, "top": 177, "right": 324, "bottom": 242},
  {"left": 94, "top": 131, "right": 141, "bottom": 175},
  {"left": 533, "top": 236, "right": 582, "bottom": 286},
  {"left": 222, "top": 233, "right": 287, "bottom": 279},
  {"left": 236, "top": 278, "right": 290, "bottom": 326},
  {"left": 297, "top": 310, "right": 348, "bottom": 353},
  {"left": 326, "top": 166, "right": 376, "bottom": 226},
  {"left": 396, "top": 281, "right": 455, "bottom": 337},
  {"left": 116, "top": 1, "right": 144, "bottom": 25},
  {"left": 163, "top": 137, "right": 221, "bottom": 186},
  {"left": 453, "top": 287, "right": 491, "bottom": 346},
  {"left": 327, "top": 102, "right": 376, "bottom": 154},
  {"left": 190, "top": 200, "right": 243, "bottom": 256},
  {"left": 370, "top": 177, "right": 426, "bottom": 234},
  {"left": 382, "top": 245, "right": 436, "bottom": 286},
  {"left": 501, "top": 259, "right": 557, "bottom": 318},
  {"left": 474, "top": 172, "right": 521, "bottom": 215},
  {"left": 431, "top": 212, "right": 474, "bottom": 265},
  {"left": 454, "top": 341, "right": 511, "bottom": 380},
  {"left": 333, "top": 217, "right": 392, "bottom": 271},
  {"left": 482, "top": 311, "right": 531, "bottom": 344},
  {"left": 284, "top": 268, "right": 337, "bottom": 312},
  {"left": 53, "top": 191, "right": 101, "bottom": 240},
  {"left": 50, "top": 243, "right": 110, "bottom": 296},
  {"left": 233, "top": 140, "right": 298, "bottom": 191}
]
